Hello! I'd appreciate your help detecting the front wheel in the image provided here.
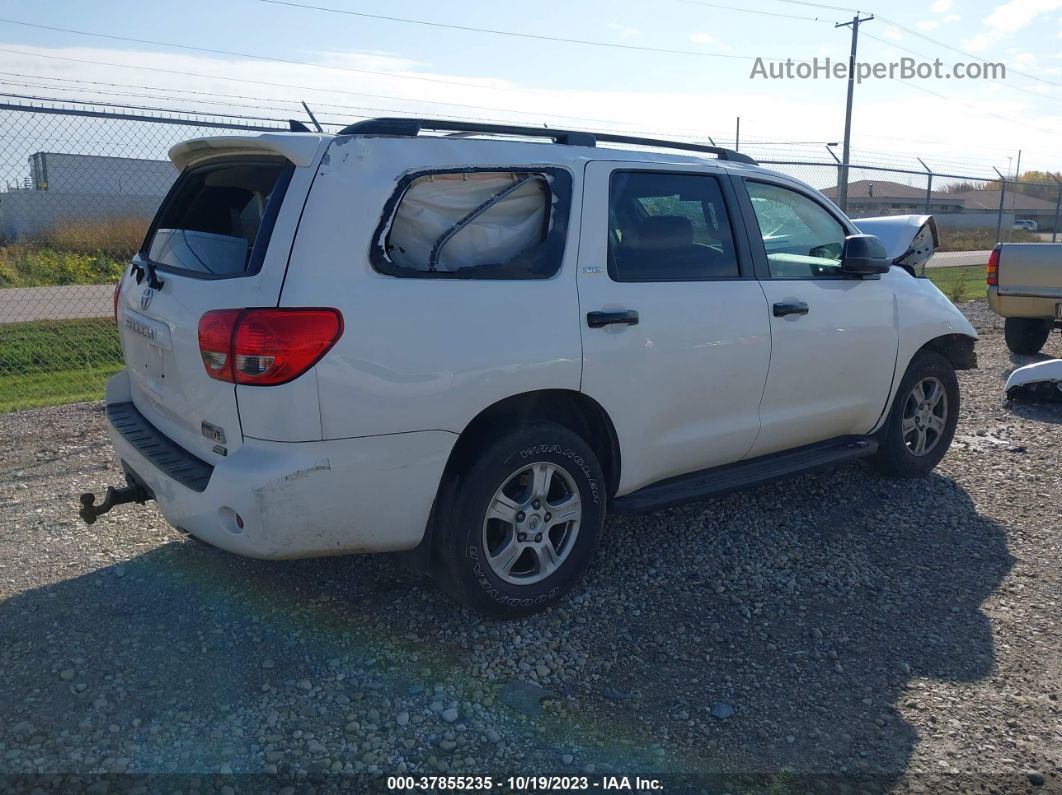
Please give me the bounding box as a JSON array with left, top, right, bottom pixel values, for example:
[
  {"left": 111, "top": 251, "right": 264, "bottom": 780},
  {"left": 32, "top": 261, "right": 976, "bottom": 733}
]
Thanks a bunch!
[
  {"left": 1004, "top": 317, "right": 1052, "bottom": 355},
  {"left": 868, "top": 350, "right": 959, "bottom": 478},
  {"left": 432, "top": 422, "right": 606, "bottom": 617}
]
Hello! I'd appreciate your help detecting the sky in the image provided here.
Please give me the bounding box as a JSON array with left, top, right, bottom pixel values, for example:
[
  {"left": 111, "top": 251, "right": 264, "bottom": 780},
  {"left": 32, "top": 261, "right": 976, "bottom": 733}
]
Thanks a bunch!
[{"left": 0, "top": 0, "right": 1059, "bottom": 180}]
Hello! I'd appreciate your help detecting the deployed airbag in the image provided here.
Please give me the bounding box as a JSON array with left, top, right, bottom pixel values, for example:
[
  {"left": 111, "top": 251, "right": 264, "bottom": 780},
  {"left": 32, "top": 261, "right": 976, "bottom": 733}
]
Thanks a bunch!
[{"left": 388, "top": 172, "right": 548, "bottom": 272}]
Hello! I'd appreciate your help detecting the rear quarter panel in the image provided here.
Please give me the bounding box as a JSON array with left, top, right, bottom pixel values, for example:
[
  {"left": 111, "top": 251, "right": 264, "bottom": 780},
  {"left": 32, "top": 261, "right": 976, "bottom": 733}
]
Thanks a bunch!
[{"left": 279, "top": 136, "right": 585, "bottom": 439}]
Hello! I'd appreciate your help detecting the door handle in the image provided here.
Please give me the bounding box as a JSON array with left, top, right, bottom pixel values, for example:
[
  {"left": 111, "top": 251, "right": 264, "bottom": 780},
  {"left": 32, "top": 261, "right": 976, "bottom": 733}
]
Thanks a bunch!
[
  {"left": 587, "top": 310, "right": 639, "bottom": 328},
  {"left": 773, "top": 301, "right": 809, "bottom": 317}
]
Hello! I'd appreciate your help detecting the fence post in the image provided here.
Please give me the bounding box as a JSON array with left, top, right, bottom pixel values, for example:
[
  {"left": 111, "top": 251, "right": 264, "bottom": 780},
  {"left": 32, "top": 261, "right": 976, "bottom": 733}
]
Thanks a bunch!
[
  {"left": 993, "top": 168, "right": 1007, "bottom": 244},
  {"left": 1051, "top": 175, "right": 1062, "bottom": 243},
  {"left": 825, "top": 145, "right": 843, "bottom": 210},
  {"left": 917, "top": 158, "right": 932, "bottom": 215}
]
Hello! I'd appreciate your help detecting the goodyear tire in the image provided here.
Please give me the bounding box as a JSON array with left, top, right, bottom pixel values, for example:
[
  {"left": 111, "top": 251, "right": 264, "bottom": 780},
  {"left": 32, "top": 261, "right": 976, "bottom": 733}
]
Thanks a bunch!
[{"left": 433, "top": 422, "right": 605, "bottom": 617}]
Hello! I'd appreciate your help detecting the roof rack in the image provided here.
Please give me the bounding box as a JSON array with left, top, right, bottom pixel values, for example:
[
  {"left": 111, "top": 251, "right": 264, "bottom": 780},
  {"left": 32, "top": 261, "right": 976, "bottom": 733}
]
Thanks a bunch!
[{"left": 337, "top": 118, "right": 758, "bottom": 165}]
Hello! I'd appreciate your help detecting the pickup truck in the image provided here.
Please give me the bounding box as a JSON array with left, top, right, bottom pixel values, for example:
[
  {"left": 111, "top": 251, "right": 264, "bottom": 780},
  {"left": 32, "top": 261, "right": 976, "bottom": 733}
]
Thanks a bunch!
[{"left": 987, "top": 242, "right": 1062, "bottom": 354}]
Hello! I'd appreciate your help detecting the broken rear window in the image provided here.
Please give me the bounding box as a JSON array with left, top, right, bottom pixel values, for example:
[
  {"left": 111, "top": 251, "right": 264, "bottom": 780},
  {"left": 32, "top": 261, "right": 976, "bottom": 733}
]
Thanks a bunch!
[
  {"left": 144, "top": 157, "right": 294, "bottom": 278},
  {"left": 371, "top": 168, "right": 572, "bottom": 279}
]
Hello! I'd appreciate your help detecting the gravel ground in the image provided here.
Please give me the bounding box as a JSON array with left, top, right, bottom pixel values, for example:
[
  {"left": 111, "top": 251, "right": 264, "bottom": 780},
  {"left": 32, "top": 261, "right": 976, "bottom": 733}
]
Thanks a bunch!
[{"left": 1, "top": 300, "right": 1060, "bottom": 793}]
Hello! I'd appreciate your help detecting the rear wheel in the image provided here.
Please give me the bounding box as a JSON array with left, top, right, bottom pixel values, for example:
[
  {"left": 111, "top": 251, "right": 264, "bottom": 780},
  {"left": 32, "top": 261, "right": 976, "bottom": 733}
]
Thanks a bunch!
[
  {"left": 432, "top": 422, "right": 606, "bottom": 617},
  {"left": 869, "top": 350, "right": 959, "bottom": 478},
  {"left": 1004, "top": 317, "right": 1052, "bottom": 355}
]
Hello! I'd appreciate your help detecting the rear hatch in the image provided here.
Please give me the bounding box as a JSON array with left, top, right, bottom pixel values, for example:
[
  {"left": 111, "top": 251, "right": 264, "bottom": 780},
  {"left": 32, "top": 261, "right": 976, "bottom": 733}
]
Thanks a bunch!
[{"left": 116, "top": 135, "right": 326, "bottom": 463}]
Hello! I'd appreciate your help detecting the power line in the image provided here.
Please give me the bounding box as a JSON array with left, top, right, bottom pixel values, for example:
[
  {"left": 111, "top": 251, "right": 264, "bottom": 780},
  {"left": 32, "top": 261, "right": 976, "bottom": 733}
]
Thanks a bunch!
[
  {"left": 0, "top": 47, "right": 741, "bottom": 135},
  {"left": 0, "top": 91, "right": 295, "bottom": 124},
  {"left": 860, "top": 31, "right": 1062, "bottom": 105},
  {"left": 1, "top": 49, "right": 854, "bottom": 146},
  {"left": 677, "top": 0, "right": 838, "bottom": 22},
  {"left": 0, "top": 77, "right": 749, "bottom": 140},
  {"left": 0, "top": 64, "right": 750, "bottom": 142},
  {"left": 770, "top": 0, "right": 1062, "bottom": 90},
  {"left": 770, "top": 0, "right": 862, "bottom": 13},
  {"left": 258, "top": 0, "right": 777, "bottom": 59},
  {"left": 894, "top": 78, "right": 1062, "bottom": 139},
  {"left": 0, "top": 17, "right": 537, "bottom": 94},
  {"left": 873, "top": 15, "right": 1062, "bottom": 91}
]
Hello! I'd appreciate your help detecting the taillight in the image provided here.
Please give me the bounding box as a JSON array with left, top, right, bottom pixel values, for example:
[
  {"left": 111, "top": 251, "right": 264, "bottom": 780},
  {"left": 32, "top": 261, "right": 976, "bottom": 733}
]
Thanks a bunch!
[
  {"left": 113, "top": 279, "right": 122, "bottom": 323},
  {"left": 197, "top": 308, "right": 343, "bottom": 386},
  {"left": 986, "top": 246, "right": 1000, "bottom": 286}
]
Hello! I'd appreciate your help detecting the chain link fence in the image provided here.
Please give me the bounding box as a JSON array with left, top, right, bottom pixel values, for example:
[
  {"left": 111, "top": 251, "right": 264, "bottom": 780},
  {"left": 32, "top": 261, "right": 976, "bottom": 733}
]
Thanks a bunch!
[
  {"left": 0, "top": 104, "right": 285, "bottom": 411},
  {"left": 1, "top": 102, "right": 1059, "bottom": 412}
]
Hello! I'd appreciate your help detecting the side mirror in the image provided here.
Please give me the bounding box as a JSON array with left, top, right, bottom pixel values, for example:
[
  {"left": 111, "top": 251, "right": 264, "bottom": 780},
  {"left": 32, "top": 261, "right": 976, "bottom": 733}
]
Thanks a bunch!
[{"left": 840, "top": 234, "right": 890, "bottom": 275}]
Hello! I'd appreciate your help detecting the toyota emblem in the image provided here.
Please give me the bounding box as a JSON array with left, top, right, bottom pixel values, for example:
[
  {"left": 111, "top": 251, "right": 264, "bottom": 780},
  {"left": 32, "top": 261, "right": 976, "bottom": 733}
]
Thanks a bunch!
[{"left": 140, "top": 288, "right": 154, "bottom": 312}]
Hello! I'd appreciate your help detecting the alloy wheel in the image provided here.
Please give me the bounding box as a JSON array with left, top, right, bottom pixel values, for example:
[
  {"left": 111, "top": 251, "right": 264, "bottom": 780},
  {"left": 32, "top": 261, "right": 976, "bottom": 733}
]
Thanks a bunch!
[{"left": 481, "top": 461, "right": 582, "bottom": 585}]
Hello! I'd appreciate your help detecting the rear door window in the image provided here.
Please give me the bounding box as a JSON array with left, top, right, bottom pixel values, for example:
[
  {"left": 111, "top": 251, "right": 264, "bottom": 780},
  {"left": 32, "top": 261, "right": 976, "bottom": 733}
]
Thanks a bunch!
[
  {"left": 607, "top": 171, "right": 740, "bottom": 282},
  {"left": 144, "top": 158, "right": 294, "bottom": 278},
  {"left": 371, "top": 168, "right": 573, "bottom": 279}
]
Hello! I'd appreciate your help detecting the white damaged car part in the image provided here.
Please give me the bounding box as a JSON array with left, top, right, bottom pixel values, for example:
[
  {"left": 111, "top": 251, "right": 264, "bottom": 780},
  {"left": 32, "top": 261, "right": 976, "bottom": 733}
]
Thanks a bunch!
[
  {"left": 852, "top": 215, "right": 938, "bottom": 275},
  {"left": 1005, "top": 359, "right": 1062, "bottom": 402}
]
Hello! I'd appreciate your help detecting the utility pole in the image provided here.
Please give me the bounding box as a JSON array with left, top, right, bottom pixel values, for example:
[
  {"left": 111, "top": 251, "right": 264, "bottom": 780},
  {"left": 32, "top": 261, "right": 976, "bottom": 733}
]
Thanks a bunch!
[
  {"left": 835, "top": 13, "right": 874, "bottom": 214},
  {"left": 735, "top": 117, "right": 740, "bottom": 152}
]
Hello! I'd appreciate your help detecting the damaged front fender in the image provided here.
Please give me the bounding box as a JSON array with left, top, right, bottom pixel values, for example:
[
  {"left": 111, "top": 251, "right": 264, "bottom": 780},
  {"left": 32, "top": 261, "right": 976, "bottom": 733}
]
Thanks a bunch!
[{"left": 853, "top": 214, "right": 938, "bottom": 275}]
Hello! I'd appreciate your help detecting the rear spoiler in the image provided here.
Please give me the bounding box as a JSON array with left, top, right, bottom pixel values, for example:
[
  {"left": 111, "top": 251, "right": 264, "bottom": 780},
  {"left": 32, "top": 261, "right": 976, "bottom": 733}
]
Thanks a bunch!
[
  {"left": 169, "top": 133, "right": 326, "bottom": 170},
  {"left": 851, "top": 215, "right": 938, "bottom": 276}
]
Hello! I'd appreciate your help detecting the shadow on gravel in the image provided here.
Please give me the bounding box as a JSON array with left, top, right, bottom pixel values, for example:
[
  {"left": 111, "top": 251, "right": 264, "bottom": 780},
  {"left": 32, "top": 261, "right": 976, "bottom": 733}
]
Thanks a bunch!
[
  {"left": 583, "top": 467, "right": 1015, "bottom": 790},
  {"left": 0, "top": 467, "right": 1014, "bottom": 791}
]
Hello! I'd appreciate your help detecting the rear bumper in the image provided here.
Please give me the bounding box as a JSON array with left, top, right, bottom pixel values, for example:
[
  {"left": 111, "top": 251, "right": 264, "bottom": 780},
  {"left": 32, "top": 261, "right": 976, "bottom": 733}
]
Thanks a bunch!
[
  {"left": 987, "top": 287, "right": 1058, "bottom": 319},
  {"left": 104, "top": 371, "right": 456, "bottom": 559}
]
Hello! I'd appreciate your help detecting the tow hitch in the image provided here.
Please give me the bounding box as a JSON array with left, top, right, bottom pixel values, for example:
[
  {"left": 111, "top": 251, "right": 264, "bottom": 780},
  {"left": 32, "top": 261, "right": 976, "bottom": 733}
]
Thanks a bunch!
[{"left": 79, "top": 474, "right": 153, "bottom": 525}]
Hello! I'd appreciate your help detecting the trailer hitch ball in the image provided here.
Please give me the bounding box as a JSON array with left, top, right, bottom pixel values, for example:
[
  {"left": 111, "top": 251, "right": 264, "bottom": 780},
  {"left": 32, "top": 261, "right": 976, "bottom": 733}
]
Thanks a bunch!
[{"left": 78, "top": 481, "right": 152, "bottom": 525}]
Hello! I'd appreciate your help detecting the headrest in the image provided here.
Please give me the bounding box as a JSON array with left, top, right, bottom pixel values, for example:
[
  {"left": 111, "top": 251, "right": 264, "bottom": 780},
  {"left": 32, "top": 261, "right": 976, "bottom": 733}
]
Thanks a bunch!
[{"left": 636, "top": 216, "right": 693, "bottom": 251}]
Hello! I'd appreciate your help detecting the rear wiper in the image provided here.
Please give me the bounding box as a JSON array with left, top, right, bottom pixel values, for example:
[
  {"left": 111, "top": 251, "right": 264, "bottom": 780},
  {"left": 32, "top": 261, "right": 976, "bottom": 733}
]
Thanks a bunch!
[{"left": 131, "top": 259, "right": 165, "bottom": 290}]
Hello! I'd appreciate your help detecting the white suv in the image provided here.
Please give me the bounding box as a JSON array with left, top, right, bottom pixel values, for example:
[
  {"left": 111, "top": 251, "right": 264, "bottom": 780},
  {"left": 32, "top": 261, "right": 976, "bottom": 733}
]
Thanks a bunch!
[{"left": 85, "top": 118, "right": 978, "bottom": 616}]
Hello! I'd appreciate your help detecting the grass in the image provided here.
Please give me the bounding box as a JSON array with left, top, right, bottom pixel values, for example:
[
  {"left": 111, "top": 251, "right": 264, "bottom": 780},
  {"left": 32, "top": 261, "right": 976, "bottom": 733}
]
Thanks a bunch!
[
  {"left": 936, "top": 227, "right": 1040, "bottom": 252},
  {"left": 0, "top": 245, "right": 124, "bottom": 288},
  {"left": 0, "top": 216, "right": 145, "bottom": 288},
  {"left": 0, "top": 317, "right": 122, "bottom": 412},
  {"left": 47, "top": 217, "right": 146, "bottom": 261},
  {"left": 926, "top": 264, "right": 986, "bottom": 304}
]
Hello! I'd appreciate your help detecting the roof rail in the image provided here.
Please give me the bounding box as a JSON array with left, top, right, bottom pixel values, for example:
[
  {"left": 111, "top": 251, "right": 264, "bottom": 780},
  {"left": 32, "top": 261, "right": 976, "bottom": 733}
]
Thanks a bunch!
[{"left": 337, "top": 117, "right": 757, "bottom": 165}]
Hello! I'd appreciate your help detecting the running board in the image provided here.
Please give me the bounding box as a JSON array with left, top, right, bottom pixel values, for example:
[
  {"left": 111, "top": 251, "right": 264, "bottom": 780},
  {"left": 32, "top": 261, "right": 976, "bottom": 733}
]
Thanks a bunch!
[{"left": 611, "top": 436, "right": 877, "bottom": 515}]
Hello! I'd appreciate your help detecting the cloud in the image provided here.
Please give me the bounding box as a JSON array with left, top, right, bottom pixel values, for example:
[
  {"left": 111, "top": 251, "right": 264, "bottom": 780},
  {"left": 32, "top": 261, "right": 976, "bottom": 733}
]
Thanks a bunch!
[
  {"left": 1, "top": 43, "right": 1059, "bottom": 178},
  {"left": 966, "top": 0, "right": 1062, "bottom": 50},
  {"left": 917, "top": 19, "right": 941, "bottom": 29},
  {"left": 607, "top": 22, "right": 640, "bottom": 38},
  {"left": 688, "top": 32, "right": 719, "bottom": 45},
  {"left": 881, "top": 27, "right": 903, "bottom": 40},
  {"left": 944, "top": 14, "right": 962, "bottom": 21},
  {"left": 929, "top": 0, "right": 954, "bottom": 12}
]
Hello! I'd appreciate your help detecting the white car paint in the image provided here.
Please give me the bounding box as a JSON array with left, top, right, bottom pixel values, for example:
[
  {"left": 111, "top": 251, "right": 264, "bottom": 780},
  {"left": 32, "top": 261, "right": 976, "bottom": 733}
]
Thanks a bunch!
[
  {"left": 104, "top": 129, "right": 976, "bottom": 559},
  {"left": 748, "top": 276, "right": 898, "bottom": 458},
  {"left": 577, "top": 160, "right": 772, "bottom": 492},
  {"left": 853, "top": 215, "right": 938, "bottom": 274},
  {"left": 1005, "top": 359, "right": 1062, "bottom": 399}
]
